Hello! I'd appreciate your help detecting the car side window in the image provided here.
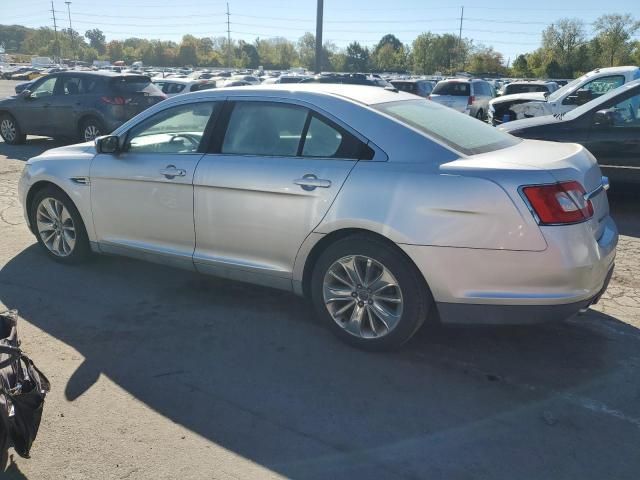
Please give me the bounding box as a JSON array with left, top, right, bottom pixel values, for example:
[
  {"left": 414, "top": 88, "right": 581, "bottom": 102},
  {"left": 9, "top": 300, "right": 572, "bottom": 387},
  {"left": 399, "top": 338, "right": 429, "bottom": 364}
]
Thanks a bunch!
[
  {"left": 30, "top": 76, "right": 57, "bottom": 98},
  {"left": 302, "top": 115, "right": 366, "bottom": 159},
  {"left": 582, "top": 76, "right": 625, "bottom": 97},
  {"left": 221, "top": 102, "right": 307, "bottom": 156},
  {"left": 61, "top": 77, "right": 82, "bottom": 95},
  {"left": 126, "top": 102, "right": 217, "bottom": 154},
  {"left": 603, "top": 92, "right": 640, "bottom": 128}
]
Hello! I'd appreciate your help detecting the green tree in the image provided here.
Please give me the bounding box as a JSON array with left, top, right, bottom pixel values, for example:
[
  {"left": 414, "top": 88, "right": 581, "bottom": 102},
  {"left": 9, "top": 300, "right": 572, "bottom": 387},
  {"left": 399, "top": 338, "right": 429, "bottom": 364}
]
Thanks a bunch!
[
  {"left": 511, "top": 54, "right": 530, "bottom": 76},
  {"left": 105, "top": 40, "right": 124, "bottom": 62},
  {"left": 593, "top": 14, "right": 640, "bottom": 66},
  {"left": 541, "top": 18, "right": 586, "bottom": 76},
  {"left": 84, "top": 28, "right": 106, "bottom": 54},
  {"left": 345, "top": 42, "right": 369, "bottom": 72},
  {"left": 468, "top": 45, "right": 506, "bottom": 74},
  {"left": 177, "top": 34, "right": 198, "bottom": 66}
]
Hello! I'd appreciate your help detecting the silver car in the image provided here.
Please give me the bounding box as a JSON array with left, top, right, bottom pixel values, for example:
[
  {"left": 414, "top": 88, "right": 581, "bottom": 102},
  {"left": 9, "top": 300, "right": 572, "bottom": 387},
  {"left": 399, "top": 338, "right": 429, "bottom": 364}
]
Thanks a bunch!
[
  {"left": 430, "top": 78, "right": 494, "bottom": 120},
  {"left": 18, "top": 84, "right": 617, "bottom": 350}
]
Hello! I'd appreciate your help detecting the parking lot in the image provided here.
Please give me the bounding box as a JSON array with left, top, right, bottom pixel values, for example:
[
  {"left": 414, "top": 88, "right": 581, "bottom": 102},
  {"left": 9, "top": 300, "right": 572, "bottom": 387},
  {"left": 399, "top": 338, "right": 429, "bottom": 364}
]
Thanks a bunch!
[{"left": 1, "top": 78, "right": 640, "bottom": 479}]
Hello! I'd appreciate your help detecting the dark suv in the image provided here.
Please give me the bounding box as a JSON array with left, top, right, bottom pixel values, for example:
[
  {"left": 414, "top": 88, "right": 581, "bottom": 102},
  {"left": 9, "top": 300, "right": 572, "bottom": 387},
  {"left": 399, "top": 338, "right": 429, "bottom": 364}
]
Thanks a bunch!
[{"left": 0, "top": 71, "right": 165, "bottom": 144}]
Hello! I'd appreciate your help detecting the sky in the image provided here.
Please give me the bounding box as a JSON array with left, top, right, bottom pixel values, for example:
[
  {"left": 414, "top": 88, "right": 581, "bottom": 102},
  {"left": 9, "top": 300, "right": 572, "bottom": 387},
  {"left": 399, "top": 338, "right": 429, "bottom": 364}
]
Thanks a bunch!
[{"left": 1, "top": 0, "right": 639, "bottom": 65}]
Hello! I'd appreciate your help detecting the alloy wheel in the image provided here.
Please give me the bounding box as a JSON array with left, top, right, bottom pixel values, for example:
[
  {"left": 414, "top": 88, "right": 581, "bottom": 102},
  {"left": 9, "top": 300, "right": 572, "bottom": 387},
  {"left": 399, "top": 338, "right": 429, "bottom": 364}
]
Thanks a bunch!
[
  {"left": 36, "top": 197, "right": 76, "bottom": 257},
  {"left": 323, "top": 255, "right": 404, "bottom": 339},
  {"left": 0, "top": 119, "right": 16, "bottom": 142},
  {"left": 84, "top": 125, "right": 100, "bottom": 141}
]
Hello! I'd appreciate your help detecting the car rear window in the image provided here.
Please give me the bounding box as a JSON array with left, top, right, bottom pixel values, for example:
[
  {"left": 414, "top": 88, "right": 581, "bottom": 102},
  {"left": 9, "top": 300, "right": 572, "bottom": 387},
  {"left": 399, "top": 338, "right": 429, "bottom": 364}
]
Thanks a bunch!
[
  {"left": 374, "top": 99, "right": 520, "bottom": 156},
  {"left": 110, "top": 75, "right": 161, "bottom": 95},
  {"left": 432, "top": 81, "right": 470, "bottom": 96}
]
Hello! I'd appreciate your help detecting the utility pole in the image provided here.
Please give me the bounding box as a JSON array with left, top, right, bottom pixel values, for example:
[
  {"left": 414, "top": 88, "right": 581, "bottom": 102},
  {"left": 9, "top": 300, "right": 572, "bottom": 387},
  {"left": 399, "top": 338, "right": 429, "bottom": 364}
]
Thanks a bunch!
[
  {"left": 226, "top": 2, "right": 232, "bottom": 69},
  {"left": 51, "top": 0, "right": 61, "bottom": 62},
  {"left": 65, "top": 1, "right": 75, "bottom": 63},
  {"left": 314, "top": 0, "right": 323, "bottom": 74},
  {"left": 457, "top": 5, "right": 464, "bottom": 72}
]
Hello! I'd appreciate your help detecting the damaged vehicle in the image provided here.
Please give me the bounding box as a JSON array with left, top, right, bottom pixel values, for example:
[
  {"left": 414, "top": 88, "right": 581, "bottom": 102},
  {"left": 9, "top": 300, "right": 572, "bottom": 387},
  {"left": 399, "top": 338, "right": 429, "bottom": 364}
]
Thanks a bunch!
[{"left": 488, "top": 66, "right": 640, "bottom": 125}]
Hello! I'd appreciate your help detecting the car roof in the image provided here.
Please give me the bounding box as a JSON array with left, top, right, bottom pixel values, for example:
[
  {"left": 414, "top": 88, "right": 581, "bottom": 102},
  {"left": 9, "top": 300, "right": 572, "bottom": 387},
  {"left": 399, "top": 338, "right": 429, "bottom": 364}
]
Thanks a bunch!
[
  {"left": 391, "top": 79, "right": 431, "bottom": 84},
  {"left": 152, "top": 77, "right": 196, "bottom": 84},
  {"left": 173, "top": 83, "right": 416, "bottom": 106},
  {"left": 58, "top": 70, "right": 150, "bottom": 78},
  {"left": 591, "top": 66, "right": 639, "bottom": 74}
]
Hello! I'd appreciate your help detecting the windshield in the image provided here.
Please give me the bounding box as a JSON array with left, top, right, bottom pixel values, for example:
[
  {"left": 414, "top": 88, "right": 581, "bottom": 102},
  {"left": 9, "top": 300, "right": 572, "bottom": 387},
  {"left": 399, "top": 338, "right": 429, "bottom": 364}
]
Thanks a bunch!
[
  {"left": 547, "top": 72, "right": 590, "bottom": 102},
  {"left": 432, "top": 81, "right": 470, "bottom": 96},
  {"left": 374, "top": 99, "right": 520, "bottom": 155},
  {"left": 563, "top": 80, "right": 640, "bottom": 121}
]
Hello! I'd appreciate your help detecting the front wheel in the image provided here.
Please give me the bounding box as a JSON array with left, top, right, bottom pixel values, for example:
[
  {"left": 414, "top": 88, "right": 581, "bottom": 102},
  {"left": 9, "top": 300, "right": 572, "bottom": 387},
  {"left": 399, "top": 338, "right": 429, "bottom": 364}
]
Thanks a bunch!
[
  {"left": 30, "top": 187, "right": 91, "bottom": 264},
  {"left": 311, "top": 234, "right": 433, "bottom": 351}
]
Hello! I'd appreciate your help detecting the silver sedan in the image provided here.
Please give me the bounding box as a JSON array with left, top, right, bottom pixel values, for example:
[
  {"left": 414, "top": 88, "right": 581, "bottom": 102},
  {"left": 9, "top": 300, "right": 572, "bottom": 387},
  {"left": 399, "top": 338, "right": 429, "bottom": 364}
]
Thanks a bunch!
[{"left": 18, "top": 84, "right": 617, "bottom": 350}]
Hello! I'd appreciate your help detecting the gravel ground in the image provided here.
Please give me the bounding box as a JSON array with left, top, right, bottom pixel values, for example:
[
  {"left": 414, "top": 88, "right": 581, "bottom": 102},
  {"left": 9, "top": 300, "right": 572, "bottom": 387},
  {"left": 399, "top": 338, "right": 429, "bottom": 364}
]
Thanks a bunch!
[{"left": 1, "top": 79, "right": 640, "bottom": 480}]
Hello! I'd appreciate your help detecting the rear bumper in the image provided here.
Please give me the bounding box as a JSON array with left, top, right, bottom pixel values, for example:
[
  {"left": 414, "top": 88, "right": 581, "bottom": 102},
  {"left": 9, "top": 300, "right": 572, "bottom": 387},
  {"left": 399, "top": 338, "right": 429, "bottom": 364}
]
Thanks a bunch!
[
  {"left": 400, "top": 215, "right": 618, "bottom": 324},
  {"left": 436, "top": 264, "right": 614, "bottom": 324}
]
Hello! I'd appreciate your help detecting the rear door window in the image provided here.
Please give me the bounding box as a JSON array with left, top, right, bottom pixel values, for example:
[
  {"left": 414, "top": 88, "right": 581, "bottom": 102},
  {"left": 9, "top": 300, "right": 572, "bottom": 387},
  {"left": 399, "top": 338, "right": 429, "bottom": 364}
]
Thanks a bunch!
[
  {"left": 582, "top": 76, "right": 625, "bottom": 97},
  {"left": 222, "top": 102, "right": 307, "bottom": 156},
  {"left": 432, "top": 82, "right": 470, "bottom": 96},
  {"left": 220, "top": 101, "right": 371, "bottom": 159}
]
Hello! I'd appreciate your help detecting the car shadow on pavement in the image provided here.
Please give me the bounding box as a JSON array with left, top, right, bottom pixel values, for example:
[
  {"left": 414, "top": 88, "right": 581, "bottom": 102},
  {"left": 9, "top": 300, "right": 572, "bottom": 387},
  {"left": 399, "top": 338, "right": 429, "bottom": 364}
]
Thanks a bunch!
[
  {"left": 1, "top": 245, "right": 640, "bottom": 479},
  {"left": 0, "top": 138, "right": 67, "bottom": 161},
  {"left": 609, "top": 196, "right": 640, "bottom": 238}
]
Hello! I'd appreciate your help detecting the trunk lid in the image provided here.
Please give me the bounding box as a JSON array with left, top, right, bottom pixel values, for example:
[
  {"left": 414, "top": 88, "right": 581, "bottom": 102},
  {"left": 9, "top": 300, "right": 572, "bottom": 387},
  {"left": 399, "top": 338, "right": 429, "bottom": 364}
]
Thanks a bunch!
[{"left": 443, "top": 139, "right": 609, "bottom": 240}]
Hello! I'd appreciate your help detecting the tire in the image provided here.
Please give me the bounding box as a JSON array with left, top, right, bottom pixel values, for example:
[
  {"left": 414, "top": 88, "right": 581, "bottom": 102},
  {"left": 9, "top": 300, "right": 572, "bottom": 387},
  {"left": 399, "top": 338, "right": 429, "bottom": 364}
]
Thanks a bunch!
[
  {"left": 30, "top": 186, "right": 91, "bottom": 264},
  {"left": 78, "top": 117, "right": 105, "bottom": 142},
  {"left": 311, "top": 234, "right": 433, "bottom": 351},
  {"left": 0, "top": 113, "right": 26, "bottom": 145},
  {"left": 475, "top": 109, "right": 484, "bottom": 121}
]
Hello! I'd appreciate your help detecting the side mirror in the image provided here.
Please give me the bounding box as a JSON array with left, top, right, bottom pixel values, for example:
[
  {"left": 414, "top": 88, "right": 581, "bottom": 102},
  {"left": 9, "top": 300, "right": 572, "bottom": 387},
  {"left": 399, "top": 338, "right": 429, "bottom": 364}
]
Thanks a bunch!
[
  {"left": 95, "top": 135, "right": 120, "bottom": 154},
  {"left": 19, "top": 89, "right": 32, "bottom": 99},
  {"left": 593, "top": 109, "right": 614, "bottom": 127}
]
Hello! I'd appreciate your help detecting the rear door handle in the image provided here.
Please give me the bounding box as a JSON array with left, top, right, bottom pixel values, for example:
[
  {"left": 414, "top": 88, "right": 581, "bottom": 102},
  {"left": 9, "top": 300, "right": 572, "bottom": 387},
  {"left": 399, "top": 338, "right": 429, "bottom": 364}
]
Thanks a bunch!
[
  {"left": 294, "top": 174, "right": 332, "bottom": 191},
  {"left": 159, "top": 165, "right": 186, "bottom": 179}
]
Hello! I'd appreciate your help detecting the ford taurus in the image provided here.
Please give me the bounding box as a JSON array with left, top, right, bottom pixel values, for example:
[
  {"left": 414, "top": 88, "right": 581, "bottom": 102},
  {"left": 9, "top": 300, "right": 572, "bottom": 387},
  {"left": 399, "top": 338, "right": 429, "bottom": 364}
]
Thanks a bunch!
[{"left": 18, "top": 84, "right": 617, "bottom": 350}]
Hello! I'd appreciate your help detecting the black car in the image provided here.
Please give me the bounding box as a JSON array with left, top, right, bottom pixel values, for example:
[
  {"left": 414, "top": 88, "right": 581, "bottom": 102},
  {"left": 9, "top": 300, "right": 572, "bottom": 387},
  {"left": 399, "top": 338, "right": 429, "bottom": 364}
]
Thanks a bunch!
[
  {"left": 389, "top": 79, "right": 435, "bottom": 97},
  {"left": 0, "top": 71, "right": 165, "bottom": 144},
  {"left": 500, "top": 79, "right": 640, "bottom": 186},
  {"left": 300, "top": 73, "right": 391, "bottom": 87}
]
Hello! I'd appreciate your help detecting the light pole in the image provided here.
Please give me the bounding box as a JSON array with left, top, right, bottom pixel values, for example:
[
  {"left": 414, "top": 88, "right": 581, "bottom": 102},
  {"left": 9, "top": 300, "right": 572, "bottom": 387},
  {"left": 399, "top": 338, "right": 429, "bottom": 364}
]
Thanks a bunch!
[
  {"left": 314, "top": 0, "right": 323, "bottom": 74},
  {"left": 64, "top": 1, "right": 75, "bottom": 63}
]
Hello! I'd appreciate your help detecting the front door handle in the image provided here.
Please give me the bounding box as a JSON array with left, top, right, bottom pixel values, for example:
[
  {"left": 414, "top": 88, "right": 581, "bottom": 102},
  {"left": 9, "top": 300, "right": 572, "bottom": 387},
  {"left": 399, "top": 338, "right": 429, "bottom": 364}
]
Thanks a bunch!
[
  {"left": 294, "top": 174, "right": 331, "bottom": 191},
  {"left": 159, "top": 165, "right": 186, "bottom": 179}
]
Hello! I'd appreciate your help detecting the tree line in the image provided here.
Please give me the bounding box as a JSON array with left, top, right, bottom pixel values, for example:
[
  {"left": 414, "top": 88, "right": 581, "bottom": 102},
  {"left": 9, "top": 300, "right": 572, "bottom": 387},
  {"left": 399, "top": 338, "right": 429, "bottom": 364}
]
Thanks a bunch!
[{"left": 1, "top": 13, "right": 638, "bottom": 76}]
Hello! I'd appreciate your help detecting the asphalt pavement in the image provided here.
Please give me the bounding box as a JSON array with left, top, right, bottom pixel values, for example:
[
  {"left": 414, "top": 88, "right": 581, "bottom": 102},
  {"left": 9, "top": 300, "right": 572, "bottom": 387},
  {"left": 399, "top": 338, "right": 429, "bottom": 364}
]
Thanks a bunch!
[{"left": 1, "top": 79, "right": 640, "bottom": 480}]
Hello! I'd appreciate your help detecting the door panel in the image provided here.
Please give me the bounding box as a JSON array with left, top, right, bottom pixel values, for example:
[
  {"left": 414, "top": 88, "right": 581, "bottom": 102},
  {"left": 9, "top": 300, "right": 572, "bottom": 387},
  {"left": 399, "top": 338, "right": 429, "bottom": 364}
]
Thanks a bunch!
[
  {"left": 12, "top": 76, "right": 58, "bottom": 134},
  {"left": 193, "top": 155, "right": 356, "bottom": 277},
  {"left": 91, "top": 152, "right": 202, "bottom": 268},
  {"left": 90, "top": 101, "right": 218, "bottom": 268}
]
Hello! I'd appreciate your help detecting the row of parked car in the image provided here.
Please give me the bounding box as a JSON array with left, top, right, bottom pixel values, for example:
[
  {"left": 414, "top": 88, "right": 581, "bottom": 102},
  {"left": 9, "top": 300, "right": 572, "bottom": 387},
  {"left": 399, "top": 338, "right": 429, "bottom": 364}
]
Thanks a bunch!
[{"left": 1, "top": 65, "right": 638, "bottom": 186}]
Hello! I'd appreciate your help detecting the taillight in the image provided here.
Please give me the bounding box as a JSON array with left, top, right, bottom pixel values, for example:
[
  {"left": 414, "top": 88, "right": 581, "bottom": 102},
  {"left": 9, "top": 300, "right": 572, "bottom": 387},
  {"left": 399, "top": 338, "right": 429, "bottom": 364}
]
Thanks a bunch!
[
  {"left": 467, "top": 95, "right": 475, "bottom": 106},
  {"left": 522, "top": 181, "right": 594, "bottom": 225},
  {"left": 101, "top": 96, "right": 126, "bottom": 105}
]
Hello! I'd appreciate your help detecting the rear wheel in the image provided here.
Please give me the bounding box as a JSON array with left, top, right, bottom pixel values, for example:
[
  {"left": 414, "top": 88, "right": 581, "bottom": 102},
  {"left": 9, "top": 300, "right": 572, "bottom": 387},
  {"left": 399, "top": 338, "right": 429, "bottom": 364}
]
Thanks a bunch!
[
  {"left": 0, "top": 113, "right": 26, "bottom": 145},
  {"left": 475, "top": 109, "right": 485, "bottom": 121},
  {"left": 311, "top": 234, "right": 433, "bottom": 351},
  {"left": 79, "top": 117, "right": 105, "bottom": 142}
]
